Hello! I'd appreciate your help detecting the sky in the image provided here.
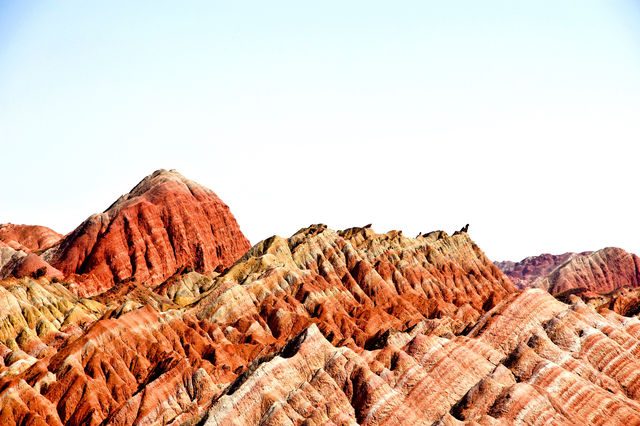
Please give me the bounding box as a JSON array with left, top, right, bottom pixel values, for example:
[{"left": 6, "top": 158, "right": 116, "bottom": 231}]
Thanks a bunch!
[{"left": 1, "top": 1, "right": 639, "bottom": 262}]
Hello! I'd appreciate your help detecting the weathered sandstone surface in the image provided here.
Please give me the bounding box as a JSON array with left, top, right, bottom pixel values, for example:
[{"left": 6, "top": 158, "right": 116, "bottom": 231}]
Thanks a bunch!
[
  {"left": 554, "top": 286, "right": 640, "bottom": 318},
  {"left": 2, "top": 221, "right": 640, "bottom": 425},
  {"left": 0, "top": 253, "right": 64, "bottom": 281},
  {"left": 43, "top": 169, "right": 251, "bottom": 296}
]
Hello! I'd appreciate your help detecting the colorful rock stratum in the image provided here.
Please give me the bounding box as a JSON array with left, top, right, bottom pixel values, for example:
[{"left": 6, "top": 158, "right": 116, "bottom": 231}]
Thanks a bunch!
[
  {"left": 1, "top": 170, "right": 640, "bottom": 426},
  {"left": 495, "top": 252, "right": 590, "bottom": 290},
  {"left": 498, "top": 249, "right": 640, "bottom": 294}
]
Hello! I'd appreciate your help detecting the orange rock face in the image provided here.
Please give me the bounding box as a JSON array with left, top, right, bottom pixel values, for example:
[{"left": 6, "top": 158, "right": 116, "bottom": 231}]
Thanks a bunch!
[
  {"left": 0, "top": 224, "right": 62, "bottom": 253},
  {"left": 0, "top": 225, "right": 64, "bottom": 280},
  {"left": 44, "top": 169, "right": 251, "bottom": 296}
]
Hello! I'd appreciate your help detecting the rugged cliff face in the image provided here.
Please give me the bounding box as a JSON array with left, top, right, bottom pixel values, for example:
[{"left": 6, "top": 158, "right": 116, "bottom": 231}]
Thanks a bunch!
[{"left": 44, "top": 169, "right": 251, "bottom": 296}]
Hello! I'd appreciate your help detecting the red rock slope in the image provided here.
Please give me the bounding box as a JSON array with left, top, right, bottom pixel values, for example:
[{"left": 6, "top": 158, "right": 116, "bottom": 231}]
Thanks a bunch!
[
  {"left": 0, "top": 225, "right": 64, "bottom": 280},
  {"left": 0, "top": 224, "right": 62, "bottom": 253},
  {"left": 43, "top": 169, "right": 251, "bottom": 296},
  {"left": 497, "top": 248, "right": 640, "bottom": 295}
]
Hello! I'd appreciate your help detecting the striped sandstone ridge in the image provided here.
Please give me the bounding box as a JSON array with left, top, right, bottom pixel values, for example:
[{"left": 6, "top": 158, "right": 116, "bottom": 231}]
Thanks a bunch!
[
  {"left": 7, "top": 286, "right": 640, "bottom": 425},
  {"left": 0, "top": 276, "right": 105, "bottom": 380},
  {"left": 0, "top": 252, "right": 64, "bottom": 281},
  {"left": 43, "top": 169, "right": 251, "bottom": 297},
  {"left": 0, "top": 225, "right": 516, "bottom": 425},
  {"left": 3, "top": 224, "right": 640, "bottom": 425},
  {"left": 533, "top": 247, "right": 640, "bottom": 295},
  {"left": 495, "top": 252, "right": 590, "bottom": 289},
  {"left": 202, "top": 288, "right": 640, "bottom": 425},
  {"left": 192, "top": 225, "right": 515, "bottom": 349},
  {"left": 497, "top": 248, "right": 640, "bottom": 295}
]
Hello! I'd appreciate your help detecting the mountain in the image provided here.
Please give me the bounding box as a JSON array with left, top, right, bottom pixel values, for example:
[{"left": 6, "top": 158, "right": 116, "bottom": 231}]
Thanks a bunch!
[
  {"left": 495, "top": 252, "right": 590, "bottom": 289},
  {"left": 43, "top": 169, "right": 251, "bottom": 296},
  {"left": 0, "top": 224, "right": 62, "bottom": 253},
  {"left": 201, "top": 288, "right": 640, "bottom": 425},
  {"left": 535, "top": 247, "right": 640, "bottom": 294},
  {"left": 498, "top": 248, "right": 640, "bottom": 294},
  {"left": 0, "top": 224, "right": 517, "bottom": 425},
  {"left": 3, "top": 171, "right": 640, "bottom": 425},
  {"left": 3, "top": 221, "right": 640, "bottom": 425}
]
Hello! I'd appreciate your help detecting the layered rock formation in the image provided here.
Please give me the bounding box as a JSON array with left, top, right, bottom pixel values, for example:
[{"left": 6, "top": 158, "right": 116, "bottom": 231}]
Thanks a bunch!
[
  {"left": 4, "top": 220, "right": 640, "bottom": 425},
  {"left": 496, "top": 252, "right": 589, "bottom": 289},
  {"left": 44, "top": 169, "right": 251, "bottom": 296},
  {"left": 0, "top": 252, "right": 63, "bottom": 281},
  {"left": 535, "top": 247, "right": 640, "bottom": 294},
  {"left": 2, "top": 170, "right": 640, "bottom": 425},
  {"left": 497, "top": 248, "right": 640, "bottom": 296},
  {"left": 202, "top": 289, "right": 640, "bottom": 425},
  {"left": 555, "top": 286, "right": 640, "bottom": 317},
  {"left": 0, "top": 224, "right": 519, "bottom": 425}
]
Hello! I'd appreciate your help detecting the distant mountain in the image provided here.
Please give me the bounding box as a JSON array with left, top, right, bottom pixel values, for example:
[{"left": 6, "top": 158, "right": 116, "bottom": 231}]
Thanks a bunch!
[
  {"left": 0, "top": 223, "right": 62, "bottom": 253},
  {"left": 495, "top": 252, "right": 589, "bottom": 289},
  {"left": 497, "top": 248, "right": 640, "bottom": 294}
]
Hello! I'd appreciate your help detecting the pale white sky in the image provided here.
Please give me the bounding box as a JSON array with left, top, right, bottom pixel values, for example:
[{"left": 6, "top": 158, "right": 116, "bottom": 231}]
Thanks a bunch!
[{"left": 1, "top": 1, "right": 639, "bottom": 261}]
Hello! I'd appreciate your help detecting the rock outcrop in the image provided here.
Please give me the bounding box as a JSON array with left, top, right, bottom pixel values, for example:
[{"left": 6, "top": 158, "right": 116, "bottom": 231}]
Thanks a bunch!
[
  {"left": 44, "top": 169, "right": 251, "bottom": 296},
  {"left": 554, "top": 286, "right": 640, "bottom": 317},
  {"left": 193, "top": 225, "right": 514, "bottom": 350},
  {"left": 497, "top": 248, "right": 640, "bottom": 296}
]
